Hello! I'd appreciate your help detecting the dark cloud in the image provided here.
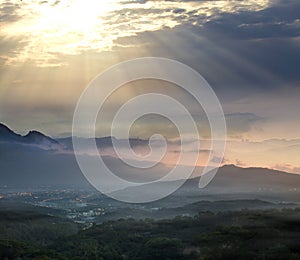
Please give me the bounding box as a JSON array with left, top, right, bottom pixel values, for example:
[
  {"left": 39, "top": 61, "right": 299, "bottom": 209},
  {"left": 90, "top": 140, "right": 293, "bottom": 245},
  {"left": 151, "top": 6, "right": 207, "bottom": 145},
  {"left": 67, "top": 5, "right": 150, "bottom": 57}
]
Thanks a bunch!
[
  {"left": 39, "top": 0, "right": 60, "bottom": 6},
  {"left": 201, "top": 1, "right": 300, "bottom": 39},
  {"left": 113, "top": 0, "right": 300, "bottom": 99},
  {"left": 104, "top": 7, "right": 169, "bottom": 27},
  {"left": 0, "top": 1, "right": 21, "bottom": 22},
  {"left": 172, "top": 8, "right": 186, "bottom": 14}
]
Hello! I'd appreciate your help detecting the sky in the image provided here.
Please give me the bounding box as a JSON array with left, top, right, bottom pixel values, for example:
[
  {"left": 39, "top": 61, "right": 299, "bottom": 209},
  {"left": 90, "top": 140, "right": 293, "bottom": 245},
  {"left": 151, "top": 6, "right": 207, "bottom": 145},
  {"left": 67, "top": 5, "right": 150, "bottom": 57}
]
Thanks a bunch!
[{"left": 0, "top": 0, "right": 300, "bottom": 173}]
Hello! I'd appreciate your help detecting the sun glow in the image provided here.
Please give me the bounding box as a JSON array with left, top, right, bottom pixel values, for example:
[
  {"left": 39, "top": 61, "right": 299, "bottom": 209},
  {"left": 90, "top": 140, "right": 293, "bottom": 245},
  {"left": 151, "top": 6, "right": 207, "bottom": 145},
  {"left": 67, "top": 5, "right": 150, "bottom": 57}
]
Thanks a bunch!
[
  {"left": 0, "top": 1, "right": 118, "bottom": 66},
  {"left": 0, "top": 0, "right": 271, "bottom": 67},
  {"left": 34, "top": 0, "right": 115, "bottom": 31}
]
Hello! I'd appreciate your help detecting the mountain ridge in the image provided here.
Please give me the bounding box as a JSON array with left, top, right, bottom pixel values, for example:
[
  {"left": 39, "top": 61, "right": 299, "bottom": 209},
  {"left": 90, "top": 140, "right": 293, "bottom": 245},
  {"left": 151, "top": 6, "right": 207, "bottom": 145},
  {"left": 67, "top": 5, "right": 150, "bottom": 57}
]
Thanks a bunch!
[
  {"left": 0, "top": 122, "right": 59, "bottom": 149},
  {"left": 1, "top": 122, "right": 299, "bottom": 177},
  {"left": 0, "top": 123, "right": 23, "bottom": 142}
]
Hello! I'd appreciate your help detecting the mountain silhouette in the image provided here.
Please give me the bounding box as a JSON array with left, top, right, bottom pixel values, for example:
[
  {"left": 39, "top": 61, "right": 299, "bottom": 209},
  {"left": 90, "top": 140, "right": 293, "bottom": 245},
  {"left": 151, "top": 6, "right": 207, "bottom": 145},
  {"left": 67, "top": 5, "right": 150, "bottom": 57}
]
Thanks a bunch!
[
  {"left": 0, "top": 122, "right": 300, "bottom": 204},
  {"left": 0, "top": 123, "right": 23, "bottom": 142},
  {"left": 0, "top": 123, "right": 60, "bottom": 150}
]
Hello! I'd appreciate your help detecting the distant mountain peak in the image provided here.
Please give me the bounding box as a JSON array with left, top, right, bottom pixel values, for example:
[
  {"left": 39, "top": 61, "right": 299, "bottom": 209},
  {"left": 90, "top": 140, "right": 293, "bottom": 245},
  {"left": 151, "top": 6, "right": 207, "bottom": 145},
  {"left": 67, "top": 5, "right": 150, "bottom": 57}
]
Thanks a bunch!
[
  {"left": 25, "top": 130, "right": 49, "bottom": 138},
  {"left": 0, "top": 123, "right": 22, "bottom": 141},
  {"left": 0, "top": 123, "right": 16, "bottom": 134},
  {"left": 0, "top": 122, "right": 60, "bottom": 149},
  {"left": 23, "top": 130, "right": 59, "bottom": 146},
  {"left": 0, "top": 122, "right": 11, "bottom": 130}
]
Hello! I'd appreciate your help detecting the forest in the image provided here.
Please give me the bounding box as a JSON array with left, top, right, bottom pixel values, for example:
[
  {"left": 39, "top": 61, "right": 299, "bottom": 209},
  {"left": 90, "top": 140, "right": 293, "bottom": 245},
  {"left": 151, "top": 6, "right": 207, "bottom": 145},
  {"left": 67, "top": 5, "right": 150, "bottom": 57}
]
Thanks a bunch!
[{"left": 0, "top": 207, "right": 300, "bottom": 259}]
